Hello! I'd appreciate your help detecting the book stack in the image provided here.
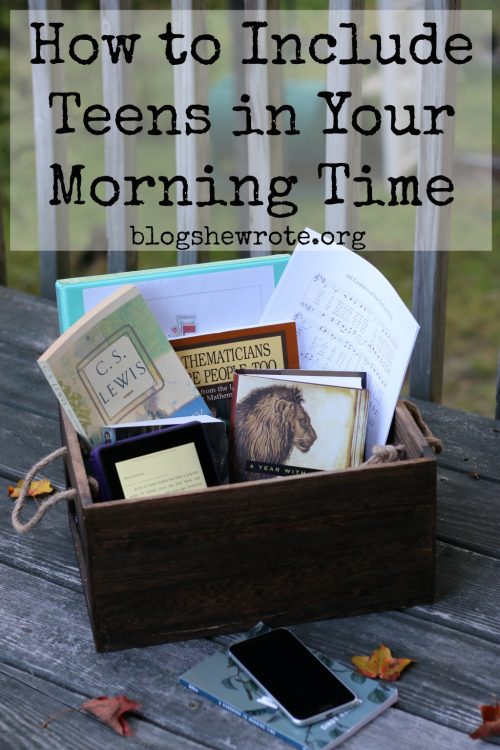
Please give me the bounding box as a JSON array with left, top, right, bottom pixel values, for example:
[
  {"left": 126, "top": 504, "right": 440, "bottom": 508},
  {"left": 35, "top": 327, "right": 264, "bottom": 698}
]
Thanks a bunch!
[{"left": 39, "top": 228, "right": 418, "bottom": 501}]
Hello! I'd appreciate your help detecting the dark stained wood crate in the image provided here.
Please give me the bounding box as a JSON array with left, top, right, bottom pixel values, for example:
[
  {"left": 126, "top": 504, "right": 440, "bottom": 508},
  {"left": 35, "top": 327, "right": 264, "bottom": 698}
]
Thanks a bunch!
[{"left": 61, "top": 400, "right": 436, "bottom": 652}]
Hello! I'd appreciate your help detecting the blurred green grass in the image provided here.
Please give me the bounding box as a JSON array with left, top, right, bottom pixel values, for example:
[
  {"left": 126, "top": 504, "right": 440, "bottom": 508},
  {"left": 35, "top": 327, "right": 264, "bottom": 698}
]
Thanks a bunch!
[{"left": 1, "top": 2, "right": 499, "bottom": 418}]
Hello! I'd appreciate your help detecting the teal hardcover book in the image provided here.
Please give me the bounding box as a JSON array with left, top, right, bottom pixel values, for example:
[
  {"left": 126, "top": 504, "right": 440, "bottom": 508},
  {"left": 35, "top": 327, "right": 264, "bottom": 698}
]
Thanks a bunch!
[
  {"left": 56, "top": 254, "right": 290, "bottom": 333},
  {"left": 179, "top": 647, "right": 398, "bottom": 750}
]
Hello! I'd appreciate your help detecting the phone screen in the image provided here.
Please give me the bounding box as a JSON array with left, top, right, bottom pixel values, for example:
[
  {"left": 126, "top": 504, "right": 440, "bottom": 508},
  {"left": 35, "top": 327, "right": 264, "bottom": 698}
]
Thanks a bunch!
[{"left": 228, "top": 628, "right": 357, "bottom": 725}]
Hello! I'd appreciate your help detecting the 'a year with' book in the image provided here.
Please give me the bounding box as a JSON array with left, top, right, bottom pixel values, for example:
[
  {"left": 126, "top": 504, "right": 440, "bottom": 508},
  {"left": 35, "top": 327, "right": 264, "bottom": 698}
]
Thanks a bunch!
[
  {"left": 229, "top": 372, "right": 369, "bottom": 482},
  {"left": 38, "top": 285, "right": 210, "bottom": 445}
]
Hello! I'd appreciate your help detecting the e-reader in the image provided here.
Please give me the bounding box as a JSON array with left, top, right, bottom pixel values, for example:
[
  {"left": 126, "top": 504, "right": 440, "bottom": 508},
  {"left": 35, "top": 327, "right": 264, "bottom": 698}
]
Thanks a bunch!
[{"left": 90, "top": 422, "right": 220, "bottom": 501}]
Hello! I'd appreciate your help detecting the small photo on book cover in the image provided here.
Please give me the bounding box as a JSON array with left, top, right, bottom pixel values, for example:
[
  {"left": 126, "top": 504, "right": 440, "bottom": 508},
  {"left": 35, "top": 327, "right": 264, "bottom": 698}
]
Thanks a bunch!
[{"left": 229, "top": 373, "right": 369, "bottom": 483}]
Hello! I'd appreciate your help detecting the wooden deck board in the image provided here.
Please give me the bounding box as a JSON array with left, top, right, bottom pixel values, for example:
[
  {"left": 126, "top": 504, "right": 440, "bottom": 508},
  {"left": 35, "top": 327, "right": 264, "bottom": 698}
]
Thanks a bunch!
[
  {"left": 414, "top": 398, "right": 500, "bottom": 482},
  {"left": 0, "top": 403, "right": 63, "bottom": 483},
  {"left": 0, "top": 560, "right": 488, "bottom": 747},
  {"left": 436, "top": 468, "right": 500, "bottom": 556},
  {"left": 293, "top": 615, "right": 500, "bottom": 737},
  {"left": 0, "top": 660, "right": 476, "bottom": 750}
]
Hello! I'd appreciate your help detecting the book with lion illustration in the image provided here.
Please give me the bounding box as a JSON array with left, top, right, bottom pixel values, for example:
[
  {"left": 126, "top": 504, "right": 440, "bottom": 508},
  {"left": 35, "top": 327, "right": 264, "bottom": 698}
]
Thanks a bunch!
[{"left": 229, "top": 372, "right": 369, "bottom": 483}]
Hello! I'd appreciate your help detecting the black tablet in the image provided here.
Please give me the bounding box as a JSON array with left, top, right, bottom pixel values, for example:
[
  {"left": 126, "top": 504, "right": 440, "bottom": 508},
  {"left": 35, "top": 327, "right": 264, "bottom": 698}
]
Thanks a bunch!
[{"left": 90, "top": 422, "right": 220, "bottom": 501}]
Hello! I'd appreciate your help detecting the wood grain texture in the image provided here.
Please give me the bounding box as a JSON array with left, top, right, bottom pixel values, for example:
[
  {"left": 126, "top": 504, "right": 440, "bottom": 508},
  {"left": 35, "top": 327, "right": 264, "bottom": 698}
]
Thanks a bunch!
[
  {"left": 0, "top": 476, "right": 79, "bottom": 591},
  {"left": 292, "top": 612, "right": 500, "bottom": 738},
  {"left": 392, "top": 401, "right": 434, "bottom": 458},
  {"left": 412, "top": 541, "right": 500, "bottom": 642},
  {"left": 436, "top": 468, "right": 500, "bottom": 557},
  {"left": 0, "top": 338, "right": 60, "bottom": 419},
  {"left": 0, "top": 286, "right": 58, "bottom": 353},
  {"left": 76, "top": 452, "right": 435, "bottom": 650},
  {"left": 0, "top": 564, "right": 293, "bottom": 750},
  {"left": 331, "top": 708, "right": 474, "bottom": 750},
  {"left": 413, "top": 398, "right": 500, "bottom": 482},
  {"left": 0, "top": 402, "right": 63, "bottom": 483},
  {"left": 0, "top": 561, "right": 488, "bottom": 750},
  {"left": 0, "top": 663, "right": 220, "bottom": 750},
  {"left": 0, "top": 660, "right": 475, "bottom": 750}
]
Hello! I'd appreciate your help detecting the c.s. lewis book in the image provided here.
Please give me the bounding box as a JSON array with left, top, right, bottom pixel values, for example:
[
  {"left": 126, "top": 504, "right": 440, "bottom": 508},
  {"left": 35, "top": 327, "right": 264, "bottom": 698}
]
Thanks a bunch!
[
  {"left": 101, "top": 415, "right": 228, "bottom": 484},
  {"left": 170, "top": 321, "right": 300, "bottom": 423},
  {"left": 229, "top": 372, "right": 369, "bottom": 482},
  {"left": 179, "top": 649, "right": 398, "bottom": 750},
  {"left": 38, "top": 285, "right": 210, "bottom": 445}
]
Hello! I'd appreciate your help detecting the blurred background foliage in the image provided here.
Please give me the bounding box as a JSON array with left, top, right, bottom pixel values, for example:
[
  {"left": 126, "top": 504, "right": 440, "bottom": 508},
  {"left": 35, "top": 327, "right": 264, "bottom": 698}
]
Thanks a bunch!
[{"left": 0, "top": 0, "right": 499, "bottom": 417}]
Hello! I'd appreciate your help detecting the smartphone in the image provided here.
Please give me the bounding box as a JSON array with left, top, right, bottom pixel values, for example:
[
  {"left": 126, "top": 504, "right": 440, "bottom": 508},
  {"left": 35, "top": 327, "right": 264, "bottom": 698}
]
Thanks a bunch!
[{"left": 228, "top": 628, "right": 360, "bottom": 726}]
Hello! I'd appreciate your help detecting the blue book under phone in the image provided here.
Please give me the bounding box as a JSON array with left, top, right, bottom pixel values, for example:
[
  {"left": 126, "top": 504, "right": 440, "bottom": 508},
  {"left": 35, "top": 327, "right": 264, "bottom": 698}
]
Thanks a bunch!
[
  {"left": 56, "top": 254, "right": 290, "bottom": 333},
  {"left": 179, "top": 642, "right": 398, "bottom": 750}
]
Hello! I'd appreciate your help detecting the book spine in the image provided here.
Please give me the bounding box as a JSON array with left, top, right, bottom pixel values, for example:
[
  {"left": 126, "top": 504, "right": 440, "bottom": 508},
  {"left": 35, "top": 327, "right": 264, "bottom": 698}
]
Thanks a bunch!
[
  {"left": 179, "top": 679, "right": 306, "bottom": 750},
  {"left": 38, "top": 360, "right": 86, "bottom": 437}
]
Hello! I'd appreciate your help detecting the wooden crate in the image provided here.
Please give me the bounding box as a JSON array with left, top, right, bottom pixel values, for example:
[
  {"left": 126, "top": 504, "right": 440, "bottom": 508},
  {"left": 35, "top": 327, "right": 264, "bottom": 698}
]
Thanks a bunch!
[{"left": 61, "top": 400, "right": 436, "bottom": 652}]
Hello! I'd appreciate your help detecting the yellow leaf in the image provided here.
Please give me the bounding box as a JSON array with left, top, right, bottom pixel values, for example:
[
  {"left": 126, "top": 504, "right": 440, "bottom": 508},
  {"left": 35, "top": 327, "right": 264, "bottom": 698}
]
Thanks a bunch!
[
  {"left": 8, "top": 478, "right": 54, "bottom": 500},
  {"left": 352, "top": 643, "right": 414, "bottom": 681}
]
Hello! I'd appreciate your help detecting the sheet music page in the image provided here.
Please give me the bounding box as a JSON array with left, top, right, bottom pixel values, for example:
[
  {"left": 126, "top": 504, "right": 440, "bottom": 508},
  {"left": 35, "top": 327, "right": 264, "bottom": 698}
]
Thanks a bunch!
[{"left": 260, "top": 230, "right": 419, "bottom": 457}]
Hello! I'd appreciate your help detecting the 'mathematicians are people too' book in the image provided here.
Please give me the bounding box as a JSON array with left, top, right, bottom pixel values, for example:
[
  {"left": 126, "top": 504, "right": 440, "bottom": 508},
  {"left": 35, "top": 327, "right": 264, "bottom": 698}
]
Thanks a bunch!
[
  {"left": 179, "top": 648, "right": 398, "bottom": 750},
  {"left": 170, "top": 321, "right": 300, "bottom": 422},
  {"left": 229, "top": 372, "right": 369, "bottom": 483},
  {"left": 39, "top": 285, "right": 211, "bottom": 445}
]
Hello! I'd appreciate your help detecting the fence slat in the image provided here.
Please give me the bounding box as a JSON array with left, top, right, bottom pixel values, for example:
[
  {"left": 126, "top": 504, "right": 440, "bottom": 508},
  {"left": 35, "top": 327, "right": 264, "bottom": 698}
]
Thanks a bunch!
[
  {"left": 324, "top": 0, "right": 364, "bottom": 237},
  {"left": 0, "top": 187, "right": 6, "bottom": 286},
  {"left": 100, "top": 1, "right": 137, "bottom": 274},
  {"left": 244, "top": 1, "right": 271, "bottom": 256},
  {"left": 172, "top": 2, "right": 200, "bottom": 266},
  {"left": 410, "top": 0, "right": 459, "bottom": 402},
  {"left": 28, "top": 0, "right": 70, "bottom": 299}
]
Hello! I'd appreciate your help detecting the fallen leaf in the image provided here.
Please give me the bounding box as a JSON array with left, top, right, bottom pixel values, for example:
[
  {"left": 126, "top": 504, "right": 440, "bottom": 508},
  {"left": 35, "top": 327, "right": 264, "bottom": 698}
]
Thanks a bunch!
[
  {"left": 8, "top": 478, "right": 54, "bottom": 499},
  {"left": 467, "top": 472, "right": 480, "bottom": 480},
  {"left": 81, "top": 695, "right": 141, "bottom": 737},
  {"left": 352, "top": 643, "right": 413, "bottom": 681},
  {"left": 470, "top": 701, "right": 500, "bottom": 740}
]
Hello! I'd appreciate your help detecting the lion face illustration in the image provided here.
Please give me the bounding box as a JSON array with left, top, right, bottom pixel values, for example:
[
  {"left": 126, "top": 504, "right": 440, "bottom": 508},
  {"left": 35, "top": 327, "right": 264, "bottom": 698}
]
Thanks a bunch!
[
  {"left": 230, "top": 384, "right": 317, "bottom": 481},
  {"left": 287, "top": 399, "right": 317, "bottom": 453}
]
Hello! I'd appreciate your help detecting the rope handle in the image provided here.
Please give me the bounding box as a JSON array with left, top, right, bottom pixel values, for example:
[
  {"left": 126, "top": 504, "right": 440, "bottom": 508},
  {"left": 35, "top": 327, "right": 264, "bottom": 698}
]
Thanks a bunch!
[
  {"left": 362, "top": 400, "right": 443, "bottom": 465},
  {"left": 363, "top": 444, "right": 406, "bottom": 465},
  {"left": 402, "top": 399, "right": 443, "bottom": 454},
  {"left": 12, "top": 401, "right": 440, "bottom": 533},
  {"left": 11, "top": 447, "right": 77, "bottom": 534}
]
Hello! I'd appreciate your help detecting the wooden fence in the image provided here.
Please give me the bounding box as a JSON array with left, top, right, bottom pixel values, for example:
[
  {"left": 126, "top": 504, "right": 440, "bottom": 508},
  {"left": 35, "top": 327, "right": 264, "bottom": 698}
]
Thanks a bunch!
[{"left": 7, "top": 0, "right": 461, "bottom": 406}]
